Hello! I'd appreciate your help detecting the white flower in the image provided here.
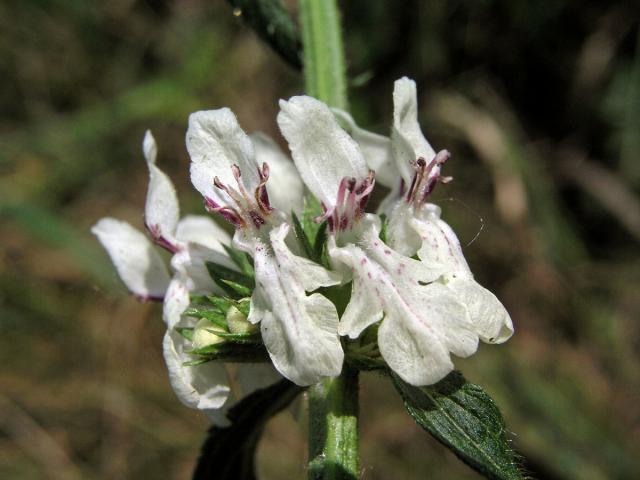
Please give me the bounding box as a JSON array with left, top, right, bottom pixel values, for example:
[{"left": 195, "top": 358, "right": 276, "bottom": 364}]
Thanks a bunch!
[
  {"left": 186, "top": 109, "right": 343, "bottom": 386},
  {"left": 277, "top": 84, "right": 513, "bottom": 386},
  {"left": 93, "top": 131, "right": 275, "bottom": 424}
]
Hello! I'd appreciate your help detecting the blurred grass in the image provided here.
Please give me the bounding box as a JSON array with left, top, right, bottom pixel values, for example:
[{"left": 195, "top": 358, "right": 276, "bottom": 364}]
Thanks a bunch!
[{"left": 1, "top": 1, "right": 639, "bottom": 479}]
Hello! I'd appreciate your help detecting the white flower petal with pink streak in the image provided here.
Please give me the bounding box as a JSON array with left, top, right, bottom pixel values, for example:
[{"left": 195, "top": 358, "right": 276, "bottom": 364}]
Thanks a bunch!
[
  {"left": 278, "top": 96, "right": 368, "bottom": 208},
  {"left": 91, "top": 217, "right": 170, "bottom": 300},
  {"left": 143, "top": 130, "right": 180, "bottom": 246}
]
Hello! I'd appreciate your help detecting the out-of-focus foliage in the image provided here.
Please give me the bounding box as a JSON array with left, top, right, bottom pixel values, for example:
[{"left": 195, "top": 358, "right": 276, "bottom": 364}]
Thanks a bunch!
[{"left": 0, "top": 1, "right": 638, "bottom": 479}]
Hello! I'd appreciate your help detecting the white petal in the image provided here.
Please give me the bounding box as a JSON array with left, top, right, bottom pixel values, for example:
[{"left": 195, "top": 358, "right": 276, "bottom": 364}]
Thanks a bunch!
[
  {"left": 162, "top": 275, "right": 190, "bottom": 328},
  {"left": 162, "top": 329, "right": 232, "bottom": 424},
  {"left": 144, "top": 130, "right": 180, "bottom": 242},
  {"left": 277, "top": 96, "right": 368, "bottom": 207},
  {"left": 448, "top": 278, "right": 514, "bottom": 344},
  {"left": 411, "top": 213, "right": 514, "bottom": 348},
  {"left": 92, "top": 218, "right": 170, "bottom": 299},
  {"left": 330, "top": 220, "right": 472, "bottom": 386},
  {"left": 171, "top": 242, "right": 235, "bottom": 295},
  {"left": 377, "top": 307, "right": 454, "bottom": 386},
  {"left": 143, "top": 129, "right": 158, "bottom": 163},
  {"left": 187, "top": 109, "right": 259, "bottom": 206},
  {"left": 250, "top": 132, "right": 304, "bottom": 215},
  {"left": 330, "top": 241, "right": 384, "bottom": 338},
  {"left": 332, "top": 108, "right": 398, "bottom": 188},
  {"left": 392, "top": 77, "right": 436, "bottom": 183},
  {"left": 244, "top": 223, "right": 343, "bottom": 386},
  {"left": 376, "top": 180, "right": 404, "bottom": 217},
  {"left": 175, "top": 214, "right": 231, "bottom": 253},
  {"left": 412, "top": 211, "right": 470, "bottom": 274},
  {"left": 387, "top": 202, "right": 442, "bottom": 258},
  {"left": 234, "top": 364, "right": 281, "bottom": 397}
]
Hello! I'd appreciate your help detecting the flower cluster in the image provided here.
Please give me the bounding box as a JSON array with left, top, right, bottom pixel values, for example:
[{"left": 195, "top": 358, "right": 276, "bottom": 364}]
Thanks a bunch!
[{"left": 94, "top": 77, "right": 513, "bottom": 422}]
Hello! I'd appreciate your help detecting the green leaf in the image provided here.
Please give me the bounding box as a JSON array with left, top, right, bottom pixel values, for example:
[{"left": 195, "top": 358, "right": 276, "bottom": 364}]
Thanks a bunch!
[
  {"left": 392, "top": 371, "right": 524, "bottom": 480},
  {"left": 193, "top": 379, "right": 304, "bottom": 480},
  {"left": 225, "top": 0, "right": 302, "bottom": 69}
]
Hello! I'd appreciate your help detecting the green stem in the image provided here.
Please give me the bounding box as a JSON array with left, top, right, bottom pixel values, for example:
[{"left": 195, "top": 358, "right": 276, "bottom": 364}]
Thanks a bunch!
[
  {"left": 300, "top": 0, "right": 348, "bottom": 110},
  {"left": 308, "top": 365, "right": 359, "bottom": 480},
  {"left": 300, "top": 1, "right": 357, "bottom": 478}
]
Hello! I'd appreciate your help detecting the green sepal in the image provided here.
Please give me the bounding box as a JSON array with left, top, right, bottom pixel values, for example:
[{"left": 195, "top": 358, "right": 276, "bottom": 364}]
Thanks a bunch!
[
  {"left": 183, "top": 307, "right": 227, "bottom": 329},
  {"left": 207, "top": 296, "right": 233, "bottom": 314},
  {"left": 235, "top": 298, "right": 251, "bottom": 316},
  {"left": 187, "top": 342, "right": 268, "bottom": 362},
  {"left": 176, "top": 327, "right": 195, "bottom": 342},
  {"left": 182, "top": 358, "right": 213, "bottom": 367},
  {"left": 219, "top": 279, "right": 253, "bottom": 298},
  {"left": 378, "top": 213, "right": 388, "bottom": 243},
  {"left": 206, "top": 261, "right": 255, "bottom": 299},
  {"left": 292, "top": 211, "right": 316, "bottom": 261},
  {"left": 193, "top": 379, "right": 304, "bottom": 480},
  {"left": 313, "top": 220, "right": 328, "bottom": 267},
  {"left": 392, "top": 371, "right": 524, "bottom": 480},
  {"left": 204, "top": 329, "right": 261, "bottom": 344},
  {"left": 223, "top": 244, "right": 255, "bottom": 278}
]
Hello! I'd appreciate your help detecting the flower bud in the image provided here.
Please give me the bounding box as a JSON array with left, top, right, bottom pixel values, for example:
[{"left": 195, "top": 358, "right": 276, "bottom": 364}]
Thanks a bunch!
[
  {"left": 192, "top": 318, "right": 225, "bottom": 349},
  {"left": 227, "top": 305, "right": 257, "bottom": 334}
]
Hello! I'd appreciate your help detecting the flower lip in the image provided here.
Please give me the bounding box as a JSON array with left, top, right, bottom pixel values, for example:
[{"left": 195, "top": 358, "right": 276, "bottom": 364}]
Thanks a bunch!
[
  {"left": 404, "top": 149, "right": 452, "bottom": 207},
  {"left": 319, "top": 170, "right": 376, "bottom": 233},
  {"left": 205, "top": 162, "right": 274, "bottom": 230}
]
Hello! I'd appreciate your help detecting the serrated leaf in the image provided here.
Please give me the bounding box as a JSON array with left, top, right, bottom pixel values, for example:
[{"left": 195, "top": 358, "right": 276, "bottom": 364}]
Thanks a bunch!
[
  {"left": 223, "top": 244, "right": 255, "bottom": 278},
  {"left": 392, "top": 371, "right": 524, "bottom": 480},
  {"left": 193, "top": 379, "right": 303, "bottom": 480}
]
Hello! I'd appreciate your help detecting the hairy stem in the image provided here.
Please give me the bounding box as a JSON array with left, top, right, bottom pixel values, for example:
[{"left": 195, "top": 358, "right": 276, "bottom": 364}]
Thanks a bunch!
[
  {"left": 299, "top": 0, "right": 348, "bottom": 110},
  {"left": 300, "top": 1, "right": 357, "bottom": 477},
  {"left": 308, "top": 365, "right": 359, "bottom": 480}
]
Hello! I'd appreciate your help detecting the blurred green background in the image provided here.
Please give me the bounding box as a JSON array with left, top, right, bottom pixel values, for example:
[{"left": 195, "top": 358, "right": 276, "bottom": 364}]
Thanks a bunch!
[{"left": 1, "top": 1, "right": 639, "bottom": 479}]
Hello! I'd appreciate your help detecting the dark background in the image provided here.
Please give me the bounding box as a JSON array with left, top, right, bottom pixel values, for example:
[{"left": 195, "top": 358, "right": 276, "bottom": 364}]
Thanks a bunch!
[{"left": 1, "top": 1, "right": 639, "bottom": 478}]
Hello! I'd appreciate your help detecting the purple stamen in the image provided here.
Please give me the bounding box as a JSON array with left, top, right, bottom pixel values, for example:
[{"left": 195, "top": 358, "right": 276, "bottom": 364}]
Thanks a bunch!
[{"left": 405, "top": 149, "right": 452, "bottom": 207}]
